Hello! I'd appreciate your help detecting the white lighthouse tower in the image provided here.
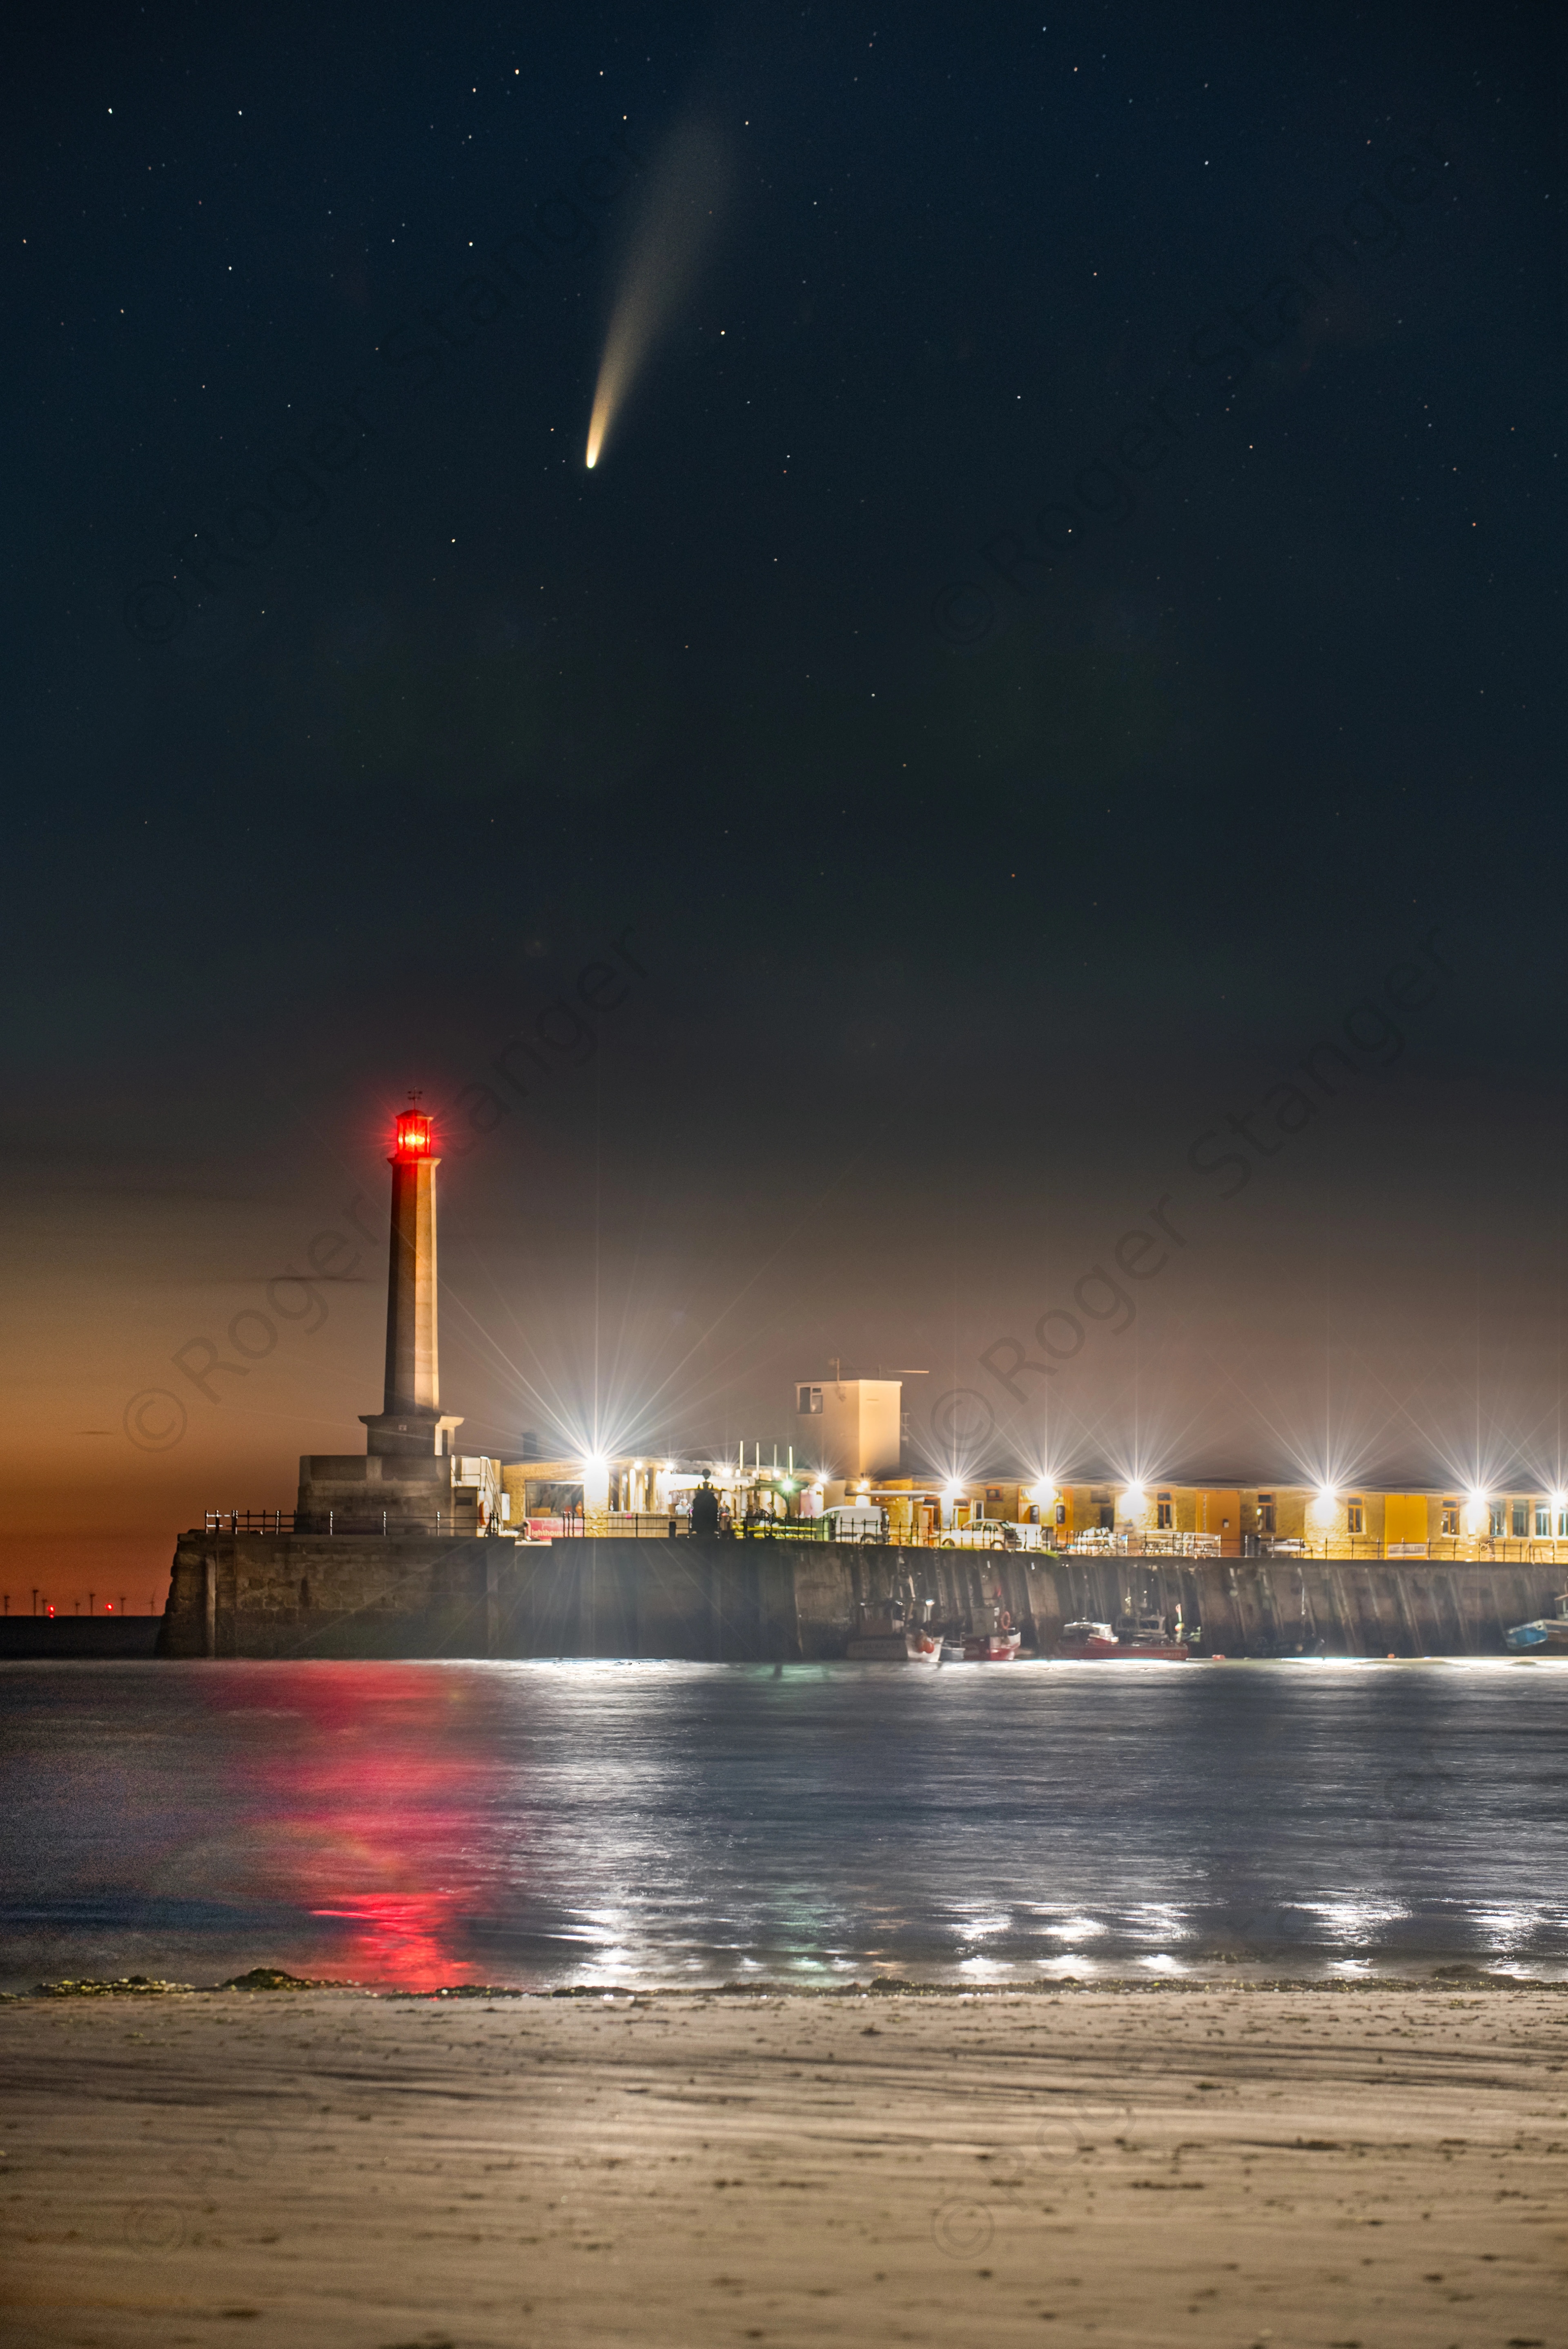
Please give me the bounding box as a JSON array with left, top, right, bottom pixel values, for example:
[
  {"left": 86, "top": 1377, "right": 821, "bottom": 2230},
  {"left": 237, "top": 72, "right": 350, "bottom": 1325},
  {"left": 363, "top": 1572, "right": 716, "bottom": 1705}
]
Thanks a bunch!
[
  {"left": 295, "top": 1099, "right": 468, "bottom": 1531},
  {"left": 359, "top": 1101, "right": 463, "bottom": 1459}
]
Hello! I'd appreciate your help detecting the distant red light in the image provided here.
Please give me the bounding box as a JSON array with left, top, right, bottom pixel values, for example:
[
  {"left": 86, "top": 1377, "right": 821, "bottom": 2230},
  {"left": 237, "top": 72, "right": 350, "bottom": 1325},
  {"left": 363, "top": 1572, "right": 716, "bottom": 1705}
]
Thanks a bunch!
[
  {"left": 394, "top": 1110, "right": 433, "bottom": 1159},
  {"left": 105, "top": 1602, "right": 113, "bottom": 1612}
]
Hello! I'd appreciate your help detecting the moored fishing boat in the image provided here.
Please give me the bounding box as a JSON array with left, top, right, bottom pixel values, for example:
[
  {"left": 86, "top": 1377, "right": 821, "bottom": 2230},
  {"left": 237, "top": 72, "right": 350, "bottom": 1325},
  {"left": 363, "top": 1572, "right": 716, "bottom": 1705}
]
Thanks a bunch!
[
  {"left": 1504, "top": 1592, "right": 1568, "bottom": 1652},
  {"left": 1055, "top": 1613, "right": 1189, "bottom": 1661},
  {"left": 950, "top": 1605, "right": 1022, "bottom": 1661},
  {"left": 846, "top": 1602, "right": 946, "bottom": 1663}
]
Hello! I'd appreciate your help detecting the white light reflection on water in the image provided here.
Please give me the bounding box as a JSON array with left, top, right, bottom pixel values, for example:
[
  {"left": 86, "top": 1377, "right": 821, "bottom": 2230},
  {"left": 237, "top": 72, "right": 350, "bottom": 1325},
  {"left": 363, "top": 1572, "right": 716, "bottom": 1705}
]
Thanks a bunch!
[
  {"left": 1292, "top": 1899, "right": 1412, "bottom": 1943},
  {"left": 1474, "top": 1903, "right": 1557, "bottom": 1961},
  {"left": 1125, "top": 1902, "right": 1193, "bottom": 1945},
  {"left": 2, "top": 1659, "right": 1566, "bottom": 1990},
  {"left": 1476, "top": 1904, "right": 1539, "bottom": 1938}
]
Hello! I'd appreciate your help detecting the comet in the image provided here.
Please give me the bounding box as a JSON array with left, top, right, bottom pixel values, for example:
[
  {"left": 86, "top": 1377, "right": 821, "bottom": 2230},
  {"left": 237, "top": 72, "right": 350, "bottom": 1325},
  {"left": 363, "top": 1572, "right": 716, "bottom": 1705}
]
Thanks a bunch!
[{"left": 585, "top": 117, "right": 731, "bottom": 470}]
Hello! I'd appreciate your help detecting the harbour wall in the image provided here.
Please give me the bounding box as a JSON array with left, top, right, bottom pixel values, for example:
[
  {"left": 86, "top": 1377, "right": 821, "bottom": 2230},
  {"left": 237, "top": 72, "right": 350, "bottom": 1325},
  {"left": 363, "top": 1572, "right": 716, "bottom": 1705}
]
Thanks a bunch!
[{"left": 156, "top": 1530, "right": 1566, "bottom": 1660}]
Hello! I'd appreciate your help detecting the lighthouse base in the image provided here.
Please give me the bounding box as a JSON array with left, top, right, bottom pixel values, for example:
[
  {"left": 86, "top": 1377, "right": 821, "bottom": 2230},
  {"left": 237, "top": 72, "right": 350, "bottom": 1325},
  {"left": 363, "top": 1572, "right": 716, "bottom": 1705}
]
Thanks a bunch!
[
  {"left": 157, "top": 1529, "right": 515, "bottom": 1659},
  {"left": 357, "top": 1409, "right": 464, "bottom": 1458}
]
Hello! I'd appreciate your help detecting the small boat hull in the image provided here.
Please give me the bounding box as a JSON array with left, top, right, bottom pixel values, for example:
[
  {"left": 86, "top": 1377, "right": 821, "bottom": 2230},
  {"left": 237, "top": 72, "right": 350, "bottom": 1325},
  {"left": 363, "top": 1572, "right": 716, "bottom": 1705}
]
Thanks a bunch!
[
  {"left": 959, "top": 1631, "right": 1023, "bottom": 1662},
  {"left": 1055, "top": 1635, "right": 1190, "bottom": 1661},
  {"left": 1506, "top": 1621, "right": 1568, "bottom": 1652},
  {"left": 845, "top": 1629, "right": 946, "bottom": 1663}
]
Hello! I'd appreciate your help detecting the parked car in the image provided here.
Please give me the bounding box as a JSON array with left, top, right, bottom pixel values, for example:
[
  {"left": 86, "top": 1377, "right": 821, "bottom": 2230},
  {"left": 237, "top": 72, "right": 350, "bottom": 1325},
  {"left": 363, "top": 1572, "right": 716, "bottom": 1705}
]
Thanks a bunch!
[{"left": 942, "top": 1517, "right": 1040, "bottom": 1550}]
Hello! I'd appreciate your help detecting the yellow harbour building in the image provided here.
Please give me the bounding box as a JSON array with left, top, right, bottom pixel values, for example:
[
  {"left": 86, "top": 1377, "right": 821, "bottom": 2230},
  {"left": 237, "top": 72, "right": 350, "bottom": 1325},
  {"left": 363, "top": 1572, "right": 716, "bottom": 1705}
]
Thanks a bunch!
[{"left": 491, "top": 1373, "right": 1568, "bottom": 1560}]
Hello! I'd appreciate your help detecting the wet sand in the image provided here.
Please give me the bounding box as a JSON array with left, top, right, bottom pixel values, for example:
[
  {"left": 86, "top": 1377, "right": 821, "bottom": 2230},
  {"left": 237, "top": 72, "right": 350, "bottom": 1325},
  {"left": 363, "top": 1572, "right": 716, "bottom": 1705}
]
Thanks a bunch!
[{"left": 2, "top": 1983, "right": 1564, "bottom": 2347}]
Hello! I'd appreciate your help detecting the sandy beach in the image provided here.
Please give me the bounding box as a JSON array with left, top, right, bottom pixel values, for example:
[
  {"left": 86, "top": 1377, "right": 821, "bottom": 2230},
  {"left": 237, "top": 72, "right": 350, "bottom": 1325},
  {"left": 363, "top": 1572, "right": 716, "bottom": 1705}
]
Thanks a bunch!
[{"left": 2, "top": 1981, "right": 1563, "bottom": 2349}]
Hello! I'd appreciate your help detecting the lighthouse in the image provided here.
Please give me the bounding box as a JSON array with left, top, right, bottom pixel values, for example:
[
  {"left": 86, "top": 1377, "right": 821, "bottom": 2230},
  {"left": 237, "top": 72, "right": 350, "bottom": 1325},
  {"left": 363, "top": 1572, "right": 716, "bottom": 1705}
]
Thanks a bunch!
[
  {"left": 292, "top": 1099, "right": 466, "bottom": 1533},
  {"left": 163, "top": 1093, "right": 514, "bottom": 1656},
  {"left": 359, "top": 1103, "right": 463, "bottom": 1459}
]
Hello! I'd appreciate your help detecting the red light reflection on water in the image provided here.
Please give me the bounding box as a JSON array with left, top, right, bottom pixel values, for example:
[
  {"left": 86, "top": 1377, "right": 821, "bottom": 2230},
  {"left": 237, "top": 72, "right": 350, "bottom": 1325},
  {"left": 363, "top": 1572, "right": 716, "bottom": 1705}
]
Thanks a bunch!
[
  {"left": 200, "top": 1664, "right": 500, "bottom": 1990},
  {"left": 308, "top": 1893, "right": 470, "bottom": 1984}
]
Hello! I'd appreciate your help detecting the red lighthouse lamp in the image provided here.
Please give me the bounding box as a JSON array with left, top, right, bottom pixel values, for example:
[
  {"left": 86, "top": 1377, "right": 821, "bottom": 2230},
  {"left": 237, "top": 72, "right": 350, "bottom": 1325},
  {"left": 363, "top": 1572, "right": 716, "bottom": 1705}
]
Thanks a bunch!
[{"left": 393, "top": 1107, "right": 433, "bottom": 1161}]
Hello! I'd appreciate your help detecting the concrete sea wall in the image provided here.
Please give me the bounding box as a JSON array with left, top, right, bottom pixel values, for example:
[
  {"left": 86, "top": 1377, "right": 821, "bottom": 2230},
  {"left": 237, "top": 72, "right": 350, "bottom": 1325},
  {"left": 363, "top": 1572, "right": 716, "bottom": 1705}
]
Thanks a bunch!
[
  {"left": 156, "top": 1530, "right": 1566, "bottom": 1660},
  {"left": 158, "top": 1531, "right": 807, "bottom": 1660},
  {"left": 1042, "top": 1551, "right": 1563, "bottom": 1658}
]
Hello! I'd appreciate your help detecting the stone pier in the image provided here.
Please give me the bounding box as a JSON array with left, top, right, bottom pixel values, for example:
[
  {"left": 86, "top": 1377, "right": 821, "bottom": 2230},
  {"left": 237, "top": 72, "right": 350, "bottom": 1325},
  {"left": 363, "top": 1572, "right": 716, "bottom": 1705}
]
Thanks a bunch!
[{"left": 155, "top": 1535, "right": 1564, "bottom": 1661}]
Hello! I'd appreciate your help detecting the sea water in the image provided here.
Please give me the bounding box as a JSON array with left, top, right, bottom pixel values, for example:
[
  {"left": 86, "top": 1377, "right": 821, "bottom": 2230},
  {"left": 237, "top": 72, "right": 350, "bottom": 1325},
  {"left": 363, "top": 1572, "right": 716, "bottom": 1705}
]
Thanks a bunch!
[{"left": 2, "top": 1658, "right": 1564, "bottom": 1990}]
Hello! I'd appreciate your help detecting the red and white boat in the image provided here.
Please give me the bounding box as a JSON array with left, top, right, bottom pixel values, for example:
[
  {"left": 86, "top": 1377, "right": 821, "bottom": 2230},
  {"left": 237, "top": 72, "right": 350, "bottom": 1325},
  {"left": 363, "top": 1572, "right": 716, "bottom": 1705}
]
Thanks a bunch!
[
  {"left": 947, "top": 1607, "right": 1023, "bottom": 1662},
  {"left": 1056, "top": 1616, "right": 1189, "bottom": 1662},
  {"left": 846, "top": 1607, "right": 945, "bottom": 1664},
  {"left": 961, "top": 1627, "right": 1022, "bottom": 1661}
]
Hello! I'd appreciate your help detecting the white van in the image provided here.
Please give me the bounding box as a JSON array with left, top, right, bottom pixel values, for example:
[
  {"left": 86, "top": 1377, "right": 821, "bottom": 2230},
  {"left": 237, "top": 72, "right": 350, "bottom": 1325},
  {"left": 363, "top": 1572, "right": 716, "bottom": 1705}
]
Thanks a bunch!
[{"left": 824, "top": 1504, "right": 889, "bottom": 1541}]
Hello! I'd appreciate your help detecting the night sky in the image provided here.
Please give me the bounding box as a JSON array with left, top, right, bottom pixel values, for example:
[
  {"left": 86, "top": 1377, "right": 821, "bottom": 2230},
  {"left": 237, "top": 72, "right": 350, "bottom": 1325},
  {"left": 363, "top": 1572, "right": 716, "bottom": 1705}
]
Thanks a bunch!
[{"left": 6, "top": 0, "right": 1562, "bottom": 1598}]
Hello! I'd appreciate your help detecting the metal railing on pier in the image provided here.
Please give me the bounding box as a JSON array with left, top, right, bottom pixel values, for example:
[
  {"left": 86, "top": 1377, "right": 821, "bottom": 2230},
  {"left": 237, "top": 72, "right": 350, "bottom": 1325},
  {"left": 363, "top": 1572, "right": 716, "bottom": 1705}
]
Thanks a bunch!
[
  {"left": 1259, "top": 1535, "right": 1568, "bottom": 1563},
  {"left": 1057, "top": 1530, "right": 1221, "bottom": 1559},
  {"left": 199, "top": 1510, "right": 1568, "bottom": 1563},
  {"left": 537, "top": 1511, "right": 673, "bottom": 1539},
  {"left": 205, "top": 1509, "right": 488, "bottom": 1538},
  {"left": 539, "top": 1513, "right": 833, "bottom": 1540}
]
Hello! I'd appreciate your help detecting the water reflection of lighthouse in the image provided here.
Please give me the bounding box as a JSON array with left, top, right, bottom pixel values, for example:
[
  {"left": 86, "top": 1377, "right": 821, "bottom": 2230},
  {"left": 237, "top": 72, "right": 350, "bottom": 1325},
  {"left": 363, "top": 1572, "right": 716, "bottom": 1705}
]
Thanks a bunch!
[{"left": 207, "top": 1660, "right": 501, "bottom": 1990}]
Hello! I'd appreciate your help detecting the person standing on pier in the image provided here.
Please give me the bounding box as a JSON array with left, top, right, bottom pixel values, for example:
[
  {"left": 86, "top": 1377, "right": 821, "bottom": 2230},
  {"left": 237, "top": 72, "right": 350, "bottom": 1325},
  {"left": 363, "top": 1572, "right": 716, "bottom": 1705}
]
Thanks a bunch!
[{"left": 690, "top": 1472, "right": 720, "bottom": 1539}]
